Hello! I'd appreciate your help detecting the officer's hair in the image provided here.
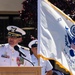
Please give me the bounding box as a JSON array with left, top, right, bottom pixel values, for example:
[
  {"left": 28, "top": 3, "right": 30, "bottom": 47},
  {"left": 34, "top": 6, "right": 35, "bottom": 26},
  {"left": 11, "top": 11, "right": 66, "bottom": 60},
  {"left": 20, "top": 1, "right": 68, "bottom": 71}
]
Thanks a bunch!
[{"left": 30, "top": 48, "right": 33, "bottom": 55}]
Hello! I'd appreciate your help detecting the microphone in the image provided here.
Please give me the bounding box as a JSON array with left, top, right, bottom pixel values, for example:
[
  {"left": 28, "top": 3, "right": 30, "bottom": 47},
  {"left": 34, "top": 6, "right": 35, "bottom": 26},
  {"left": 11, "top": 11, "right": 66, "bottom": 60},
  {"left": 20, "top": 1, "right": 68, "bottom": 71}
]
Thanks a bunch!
[
  {"left": 14, "top": 45, "right": 34, "bottom": 66},
  {"left": 14, "top": 45, "right": 26, "bottom": 57}
]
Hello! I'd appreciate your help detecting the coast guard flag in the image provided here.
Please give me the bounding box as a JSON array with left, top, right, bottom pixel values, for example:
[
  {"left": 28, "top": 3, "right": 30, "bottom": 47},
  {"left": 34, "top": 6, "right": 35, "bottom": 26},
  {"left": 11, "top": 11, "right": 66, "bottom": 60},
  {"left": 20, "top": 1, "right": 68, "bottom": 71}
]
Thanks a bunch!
[{"left": 37, "top": 0, "right": 75, "bottom": 75}]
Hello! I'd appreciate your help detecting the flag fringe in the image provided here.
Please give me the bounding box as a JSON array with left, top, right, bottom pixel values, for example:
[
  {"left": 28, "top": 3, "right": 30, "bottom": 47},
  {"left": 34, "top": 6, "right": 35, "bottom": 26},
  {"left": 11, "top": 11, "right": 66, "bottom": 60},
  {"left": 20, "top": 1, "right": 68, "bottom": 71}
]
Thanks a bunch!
[
  {"left": 37, "top": 54, "right": 72, "bottom": 75},
  {"left": 45, "top": 0, "right": 75, "bottom": 24}
]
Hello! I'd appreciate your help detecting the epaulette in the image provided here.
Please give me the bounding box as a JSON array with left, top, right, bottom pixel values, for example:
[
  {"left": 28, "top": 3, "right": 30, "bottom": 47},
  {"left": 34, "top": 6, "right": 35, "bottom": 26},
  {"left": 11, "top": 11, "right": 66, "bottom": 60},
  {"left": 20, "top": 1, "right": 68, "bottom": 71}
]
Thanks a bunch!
[
  {"left": 0, "top": 44, "right": 5, "bottom": 47},
  {"left": 21, "top": 46, "right": 30, "bottom": 51}
]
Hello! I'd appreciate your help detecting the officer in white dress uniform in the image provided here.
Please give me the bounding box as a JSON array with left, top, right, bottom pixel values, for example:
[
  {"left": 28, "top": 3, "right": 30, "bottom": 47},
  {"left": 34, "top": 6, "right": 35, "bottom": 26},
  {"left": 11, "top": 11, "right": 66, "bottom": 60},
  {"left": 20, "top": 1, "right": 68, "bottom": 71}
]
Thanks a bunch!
[
  {"left": 28, "top": 39, "right": 53, "bottom": 75},
  {"left": 0, "top": 26, "right": 33, "bottom": 67}
]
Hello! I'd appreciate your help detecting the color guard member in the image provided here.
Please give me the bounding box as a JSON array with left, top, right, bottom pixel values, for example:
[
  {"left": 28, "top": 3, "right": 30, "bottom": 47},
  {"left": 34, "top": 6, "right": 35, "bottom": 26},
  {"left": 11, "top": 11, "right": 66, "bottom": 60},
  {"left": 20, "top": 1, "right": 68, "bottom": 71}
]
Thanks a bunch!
[{"left": 28, "top": 39, "right": 53, "bottom": 75}]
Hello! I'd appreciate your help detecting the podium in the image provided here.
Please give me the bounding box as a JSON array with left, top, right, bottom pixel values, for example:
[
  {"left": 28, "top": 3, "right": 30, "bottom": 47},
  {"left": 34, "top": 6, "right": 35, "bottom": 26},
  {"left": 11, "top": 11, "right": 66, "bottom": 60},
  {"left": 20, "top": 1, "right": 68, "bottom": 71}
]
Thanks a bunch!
[{"left": 0, "top": 67, "right": 41, "bottom": 75}]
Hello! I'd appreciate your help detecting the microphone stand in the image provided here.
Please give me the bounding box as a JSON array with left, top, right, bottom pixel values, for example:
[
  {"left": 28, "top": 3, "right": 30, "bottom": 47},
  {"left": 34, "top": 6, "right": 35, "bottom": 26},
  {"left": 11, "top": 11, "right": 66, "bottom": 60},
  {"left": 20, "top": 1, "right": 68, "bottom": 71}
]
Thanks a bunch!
[
  {"left": 14, "top": 45, "right": 34, "bottom": 66},
  {"left": 19, "top": 54, "right": 34, "bottom": 66}
]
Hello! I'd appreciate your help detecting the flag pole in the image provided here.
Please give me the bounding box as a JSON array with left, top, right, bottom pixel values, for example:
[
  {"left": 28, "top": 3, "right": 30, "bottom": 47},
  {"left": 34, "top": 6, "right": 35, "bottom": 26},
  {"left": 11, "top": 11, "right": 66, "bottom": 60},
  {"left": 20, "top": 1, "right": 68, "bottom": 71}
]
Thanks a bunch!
[{"left": 37, "top": 0, "right": 41, "bottom": 66}]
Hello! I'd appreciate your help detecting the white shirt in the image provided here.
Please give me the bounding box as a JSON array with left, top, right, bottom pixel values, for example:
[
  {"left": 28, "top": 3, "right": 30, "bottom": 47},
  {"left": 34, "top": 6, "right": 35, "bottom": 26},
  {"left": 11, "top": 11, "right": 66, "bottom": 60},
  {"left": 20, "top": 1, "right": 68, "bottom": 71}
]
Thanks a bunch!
[
  {"left": 31, "top": 54, "right": 53, "bottom": 75},
  {"left": 0, "top": 43, "right": 32, "bottom": 67}
]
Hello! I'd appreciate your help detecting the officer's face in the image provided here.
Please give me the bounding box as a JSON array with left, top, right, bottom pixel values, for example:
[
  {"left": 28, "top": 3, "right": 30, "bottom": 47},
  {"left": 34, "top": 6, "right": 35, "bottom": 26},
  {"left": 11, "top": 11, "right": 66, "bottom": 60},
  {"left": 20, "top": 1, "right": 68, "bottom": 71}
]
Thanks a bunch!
[
  {"left": 31, "top": 47, "right": 37, "bottom": 56},
  {"left": 8, "top": 36, "right": 22, "bottom": 47}
]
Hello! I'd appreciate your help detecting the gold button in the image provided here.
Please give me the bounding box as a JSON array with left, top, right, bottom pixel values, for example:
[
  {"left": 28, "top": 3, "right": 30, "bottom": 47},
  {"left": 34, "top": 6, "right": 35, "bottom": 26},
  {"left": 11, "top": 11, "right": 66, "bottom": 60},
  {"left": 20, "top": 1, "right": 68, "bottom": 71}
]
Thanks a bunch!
[
  {"left": 12, "top": 50, "right": 14, "bottom": 53},
  {"left": 12, "top": 58, "right": 14, "bottom": 61}
]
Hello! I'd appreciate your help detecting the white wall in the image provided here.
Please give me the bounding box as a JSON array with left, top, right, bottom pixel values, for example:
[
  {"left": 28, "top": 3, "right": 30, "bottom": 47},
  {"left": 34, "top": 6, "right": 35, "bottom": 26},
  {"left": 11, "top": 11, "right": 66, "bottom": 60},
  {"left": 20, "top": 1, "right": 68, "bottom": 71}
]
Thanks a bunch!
[{"left": 0, "top": 0, "right": 24, "bottom": 11}]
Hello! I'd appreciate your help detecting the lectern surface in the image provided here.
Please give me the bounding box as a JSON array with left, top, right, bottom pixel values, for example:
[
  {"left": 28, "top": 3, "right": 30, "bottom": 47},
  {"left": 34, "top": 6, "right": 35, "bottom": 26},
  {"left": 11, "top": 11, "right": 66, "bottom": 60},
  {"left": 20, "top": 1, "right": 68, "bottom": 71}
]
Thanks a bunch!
[{"left": 0, "top": 67, "right": 41, "bottom": 75}]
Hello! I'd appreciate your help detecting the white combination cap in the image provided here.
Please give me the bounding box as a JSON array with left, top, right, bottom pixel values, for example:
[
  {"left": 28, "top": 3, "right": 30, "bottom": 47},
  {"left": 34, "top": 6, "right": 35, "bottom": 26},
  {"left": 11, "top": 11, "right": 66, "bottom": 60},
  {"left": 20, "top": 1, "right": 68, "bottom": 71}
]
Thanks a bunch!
[
  {"left": 7, "top": 26, "right": 26, "bottom": 37},
  {"left": 28, "top": 39, "right": 38, "bottom": 48}
]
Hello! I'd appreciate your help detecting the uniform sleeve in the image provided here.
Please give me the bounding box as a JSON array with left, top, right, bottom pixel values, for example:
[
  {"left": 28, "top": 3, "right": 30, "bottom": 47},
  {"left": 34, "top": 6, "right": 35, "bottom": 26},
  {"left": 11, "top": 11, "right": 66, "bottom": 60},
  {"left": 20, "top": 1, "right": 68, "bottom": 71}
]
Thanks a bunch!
[{"left": 45, "top": 60, "right": 53, "bottom": 71}]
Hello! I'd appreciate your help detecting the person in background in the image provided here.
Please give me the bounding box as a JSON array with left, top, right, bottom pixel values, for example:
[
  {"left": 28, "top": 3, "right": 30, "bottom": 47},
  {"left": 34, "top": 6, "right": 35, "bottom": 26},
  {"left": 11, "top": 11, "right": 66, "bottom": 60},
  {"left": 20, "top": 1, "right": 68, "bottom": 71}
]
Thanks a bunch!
[
  {"left": 28, "top": 39, "right": 53, "bottom": 75},
  {"left": 0, "top": 25, "right": 33, "bottom": 66}
]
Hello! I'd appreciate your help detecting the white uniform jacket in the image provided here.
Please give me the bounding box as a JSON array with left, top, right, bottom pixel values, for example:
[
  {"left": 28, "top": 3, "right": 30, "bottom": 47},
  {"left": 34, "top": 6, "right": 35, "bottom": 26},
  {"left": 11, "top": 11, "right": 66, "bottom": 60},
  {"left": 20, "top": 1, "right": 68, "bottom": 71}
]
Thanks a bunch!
[
  {"left": 0, "top": 43, "right": 33, "bottom": 67},
  {"left": 31, "top": 54, "right": 53, "bottom": 75}
]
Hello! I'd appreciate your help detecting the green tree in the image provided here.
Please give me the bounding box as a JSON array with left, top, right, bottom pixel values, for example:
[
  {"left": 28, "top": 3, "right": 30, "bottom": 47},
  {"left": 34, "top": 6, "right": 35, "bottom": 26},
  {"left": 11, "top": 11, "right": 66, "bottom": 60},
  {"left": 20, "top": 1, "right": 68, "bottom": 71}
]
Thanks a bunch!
[{"left": 20, "top": 0, "right": 37, "bottom": 28}]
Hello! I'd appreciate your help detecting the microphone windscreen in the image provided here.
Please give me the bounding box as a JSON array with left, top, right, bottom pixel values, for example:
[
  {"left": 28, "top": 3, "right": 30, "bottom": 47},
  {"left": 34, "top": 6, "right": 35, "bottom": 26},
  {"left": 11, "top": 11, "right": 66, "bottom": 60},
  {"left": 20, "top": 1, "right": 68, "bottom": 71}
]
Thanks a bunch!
[
  {"left": 14, "top": 45, "right": 19, "bottom": 51},
  {"left": 14, "top": 45, "right": 26, "bottom": 57}
]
